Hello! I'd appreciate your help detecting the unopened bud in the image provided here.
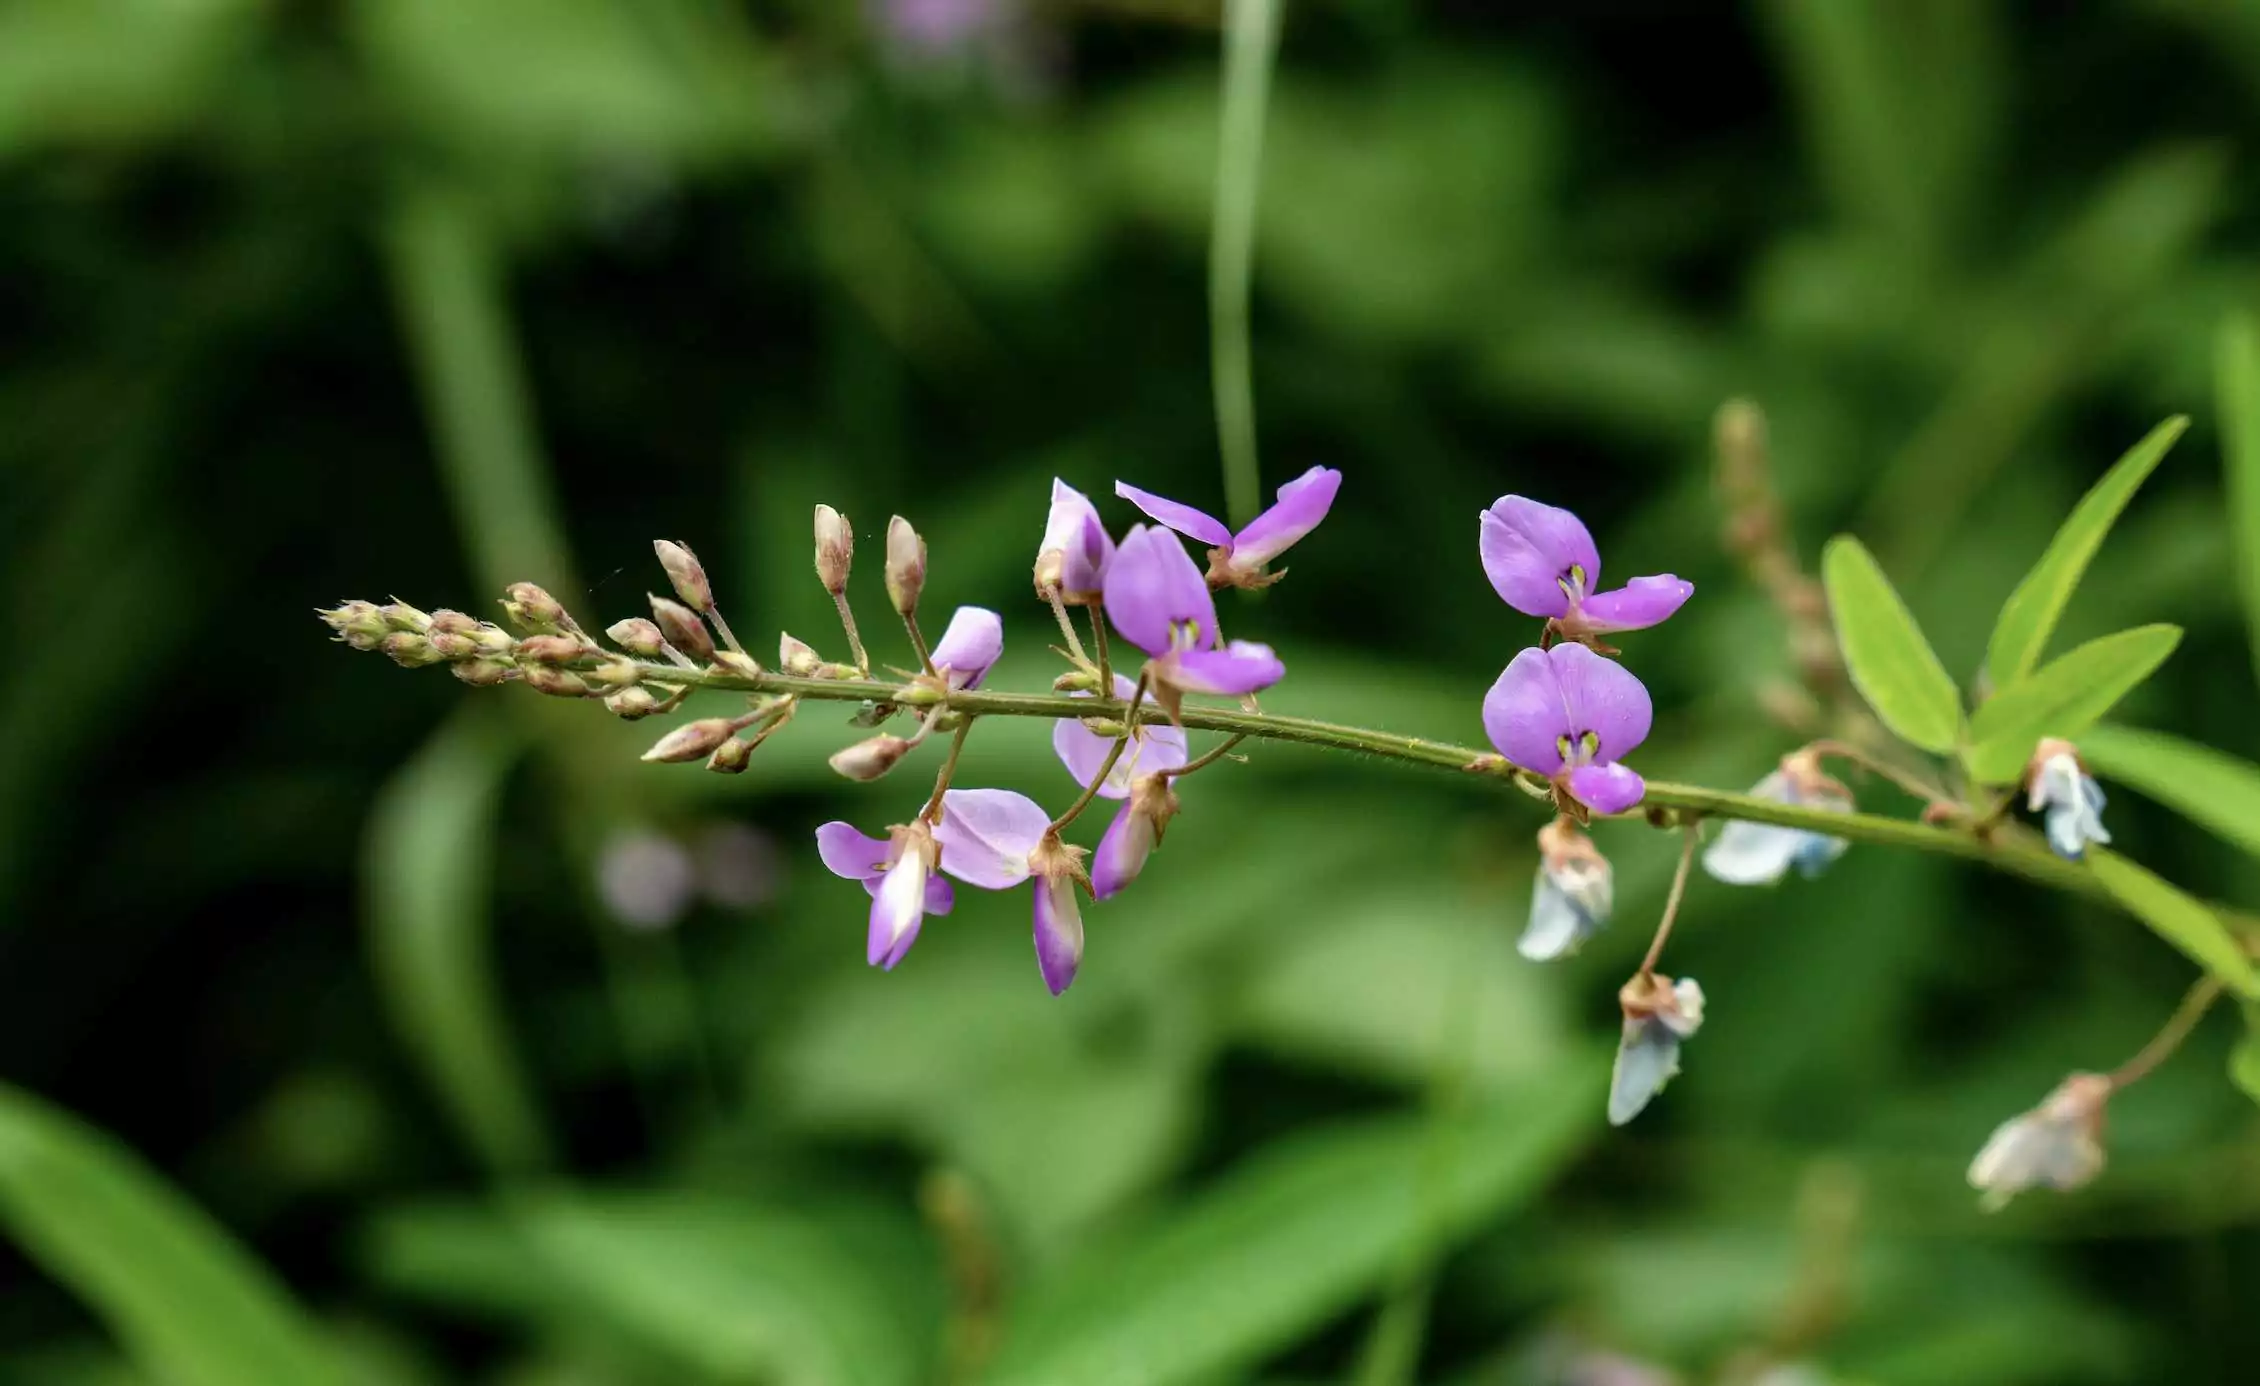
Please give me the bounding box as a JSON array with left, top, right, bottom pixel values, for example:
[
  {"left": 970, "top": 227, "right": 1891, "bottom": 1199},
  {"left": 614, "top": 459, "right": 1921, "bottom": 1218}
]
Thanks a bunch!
[
  {"left": 607, "top": 618, "right": 668, "bottom": 658},
  {"left": 429, "top": 609, "right": 481, "bottom": 636},
  {"left": 514, "top": 634, "right": 585, "bottom": 665},
  {"left": 1053, "top": 669, "right": 1101, "bottom": 694},
  {"left": 654, "top": 539, "right": 713, "bottom": 614},
  {"left": 320, "top": 601, "right": 389, "bottom": 650},
  {"left": 779, "top": 633, "right": 824, "bottom": 677},
  {"left": 502, "top": 582, "right": 567, "bottom": 632},
  {"left": 453, "top": 658, "right": 515, "bottom": 687},
  {"left": 470, "top": 623, "right": 515, "bottom": 655},
  {"left": 814, "top": 505, "right": 854, "bottom": 594},
  {"left": 707, "top": 737, "right": 755, "bottom": 774},
  {"left": 713, "top": 650, "right": 764, "bottom": 679},
  {"left": 642, "top": 718, "right": 737, "bottom": 764},
  {"left": 649, "top": 595, "right": 715, "bottom": 664},
  {"left": 605, "top": 686, "right": 660, "bottom": 719},
  {"left": 381, "top": 632, "right": 444, "bottom": 668},
  {"left": 884, "top": 515, "right": 926, "bottom": 617},
  {"left": 427, "top": 630, "right": 482, "bottom": 660},
  {"left": 829, "top": 733, "right": 912, "bottom": 782},
  {"left": 583, "top": 659, "right": 641, "bottom": 691},
  {"left": 521, "top": 666, "right": 591, "bottom": 698},
  {"left": 378, "top": 600, "right": 433, "bottom": 633}
]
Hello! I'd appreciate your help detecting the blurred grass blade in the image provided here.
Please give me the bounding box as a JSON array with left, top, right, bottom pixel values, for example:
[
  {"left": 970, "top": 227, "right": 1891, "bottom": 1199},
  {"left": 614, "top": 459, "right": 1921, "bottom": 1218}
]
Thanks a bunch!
[
  {"left": 0, "top": 1083, "right": 339, "bottom": 1385},
  {"left": 2087, "top": 851, "right": 2259, "bottom": 998},
  {"left": 1211, "top": 0, "right": 1282, "bottom": 526},
  {"left": 1962, "top": 624, "right": 2182, "bottom": 785},
  {"left": 2232, "top": 1006, "right": 2260, "bottom": 1108},
  {"left": 1821, "top": 535, "right": 1964, "bottom": 753},
  {"left": 2076, "top": 723, "right": 2260, "bottom": 858},
  {"left": 977, "top": 1068, "right": 1592, "bottom": 1386},
  {"left": 510, "top": 1193, "right": 942, "bottom": 1386},
  {"left": 2217, "top": 314, "right": 2260, "bottom": 685},
  {"left": 364, "top": 710, "right": 553, "bottom": 1177},
  {"left": 1983, "top": 416, "right": 2186, "bottom": 689}
]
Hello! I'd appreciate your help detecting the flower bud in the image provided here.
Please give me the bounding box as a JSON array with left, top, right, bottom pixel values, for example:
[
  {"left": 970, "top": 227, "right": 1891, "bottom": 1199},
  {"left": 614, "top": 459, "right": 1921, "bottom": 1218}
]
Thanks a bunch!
[
  {"left": 514, "top": 634, "right": 585, "bottom": 665},
  {"left": 378, "top": 600, "right": 433, "bottom": 633},
  {"left": 583, "top": 659, "right": 641, "bottom": 691},
  {"left": 780, "top": 633, "right": 824, "bottom": 677},
  {"left": 653, "top": 539, "right": 713, "bottom": 614},
  {"left": 884, "top": 515, "right": 926, "bottom": 618},
  {"left": 426, "top": 630, "right": 481, "bottom": 660},
  {"left": 649, "top": 595, "right": 715, "bottom": 664},
  {"left": 521, "top": 666, "right": 591, "bottom": 698},
  {"left": 381, "top": 632, "right": 444, "bottom": 668},
  {"left": 707, "top": 736, "right": 755, "bottom": 774},
  {"left": 502, "top": 582, "right": 567, "bottom": 632},
  {"left": 642, "top": 718, "right": 738, "bottom": 763},
  {"left": 319, "top": 601, "right": 389, "bottom": 650},
  {"left": 470, "top": 623, "right": 515, "bottom": 655},
  {"left": 829, "top": 733, "right": 912, "bottom": 782},
  {"left": 712, "top": 650, "right": 764, "bottom": 679},
  {"left": 606, "top": 686, "right": 660, "bottom": 719},
  {"left": 429, "top": 609, "right": 481, "bottom": 636},
  {"left": 607, "top": 618, "right": 668, "bottom": 658},
  {"left": 453, "top": 658, "right": 515, "bottom": 687},
  {"left": 1053, "top": 669, "right": 1101, "bottom": 694},
  {"left": 814, "top": 505, "right": 854, "bottom": 594}
]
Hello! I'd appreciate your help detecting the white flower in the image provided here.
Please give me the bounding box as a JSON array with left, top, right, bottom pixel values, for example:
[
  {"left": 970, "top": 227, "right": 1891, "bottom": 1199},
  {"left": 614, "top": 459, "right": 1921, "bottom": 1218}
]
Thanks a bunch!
[
  {"left": 1520, "top": 819, "right": 1614, "bottom": 961},
  {"left": 1703, "top": 765, "right": 1853, "bottom": 886},
  {"left": 1967, "top": 1071, "right": 2112, "bottom": 1211},
  {"left": 2026, "top": 738, "right": 2110, "bottom": 860},
  {"left": 1608, "top": 975, "right": 1705, "bottom": 1126}
]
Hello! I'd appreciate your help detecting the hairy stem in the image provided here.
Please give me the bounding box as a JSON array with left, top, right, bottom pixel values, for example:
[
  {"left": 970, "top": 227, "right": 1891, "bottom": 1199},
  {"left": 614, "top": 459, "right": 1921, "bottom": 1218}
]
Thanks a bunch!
[
  {"left": 920, "top": 718, "right": 975, "bottom": 824},
  {"left": 832, "top": 591, "right": 870, "bottom": 674}
]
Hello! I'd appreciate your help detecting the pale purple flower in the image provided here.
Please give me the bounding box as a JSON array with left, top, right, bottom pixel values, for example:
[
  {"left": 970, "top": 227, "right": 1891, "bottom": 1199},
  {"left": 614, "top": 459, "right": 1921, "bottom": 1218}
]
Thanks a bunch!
[
  {"left": 1102, "top": 524, "right": 1284, "bottom": 717},
  {"left": 1702, "top": 762, "right": 1854, "bottom": 885},
  {"left": 1610, "top": 974, "right": 1704, "bottom": 1126},
  {"left": 1092, "top": 772, "right": 1180, "bottom": 899},
  {"left": 815, "top": 819, "right": 953, "bottom": 970},
  {"left": 597, "top": 829, "right": 697, "bottom": 931},
  {"left": 1035, "top": 478, "right": 1114, "bottom": 601},
  {"left": 931, "top": 788, "right": 1091, "bottom": 994},
  {"left": 1116, "top": 466, "right": 1341, "bottom": 588},
  {"left": 1521, "top": 819, "right": 1613, "bottom": 961},
  {"left": 872, "top": 0, "right": 1004, "bottom": 57},
  {"left": 1480, "top": 496, "right": 1692, "bottom": 644},
  {"left": 2026, "top": 737, "right": 2109, "bottom": 860},
  {"left": 1482, "top": 644, "right": 1652, "bottom": 815},
  {"left": 1968, "top": 1072, "right": 2112, "bottom": 1210},
  {"left": 1053, "top": 673, "right": 1189, "bottom": 798},
  {"left": 928, "top": 605, "right": 1004, "bottom": 689}
]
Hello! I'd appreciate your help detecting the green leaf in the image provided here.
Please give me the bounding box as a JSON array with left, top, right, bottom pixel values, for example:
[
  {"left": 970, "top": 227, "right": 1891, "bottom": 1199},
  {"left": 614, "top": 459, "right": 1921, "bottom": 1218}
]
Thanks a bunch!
[
  {"left": 977, "top": 1070, "right": 1593, "bottom": 1386},
  {"left": 0, "top": 1084, "right": 340, "bottom": 1386},
  {"left": 1982, "top": 416, "right": 2186, "bottom": 690},
  {"left": 363, "top": 710, "right": 553, "bottom": 1177},
  {"left": 2217, "top": 314, "right": 2260, "bottom": 686},
  {"left": 2087, "top": 851, "right": 2259, "bottom": 998},
  {"left": 2075, "top": 723, "right": 2260, "bottom": 859},
  {"left": 1821, "top": 535, "right": 1964, "bottom": 753},
  {"left": 1962, "top": 625, "right": 2181, "bottom": 784},
  {"left": 2232, "top": 1006, "right": 2260, "bottom": 1109}
]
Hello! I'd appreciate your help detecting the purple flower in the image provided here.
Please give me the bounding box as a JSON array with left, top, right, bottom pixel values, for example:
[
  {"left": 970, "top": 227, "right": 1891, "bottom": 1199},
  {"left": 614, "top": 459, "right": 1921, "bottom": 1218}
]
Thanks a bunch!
[
  {"left": 1479, "top": 496, "right": 1692, "bottom": 645},
  {"left": 1482, "top": 644, "right": 1653, "bottom": 815},
  {"left": 1053, "top": 673, "right": 1189, "bottom": 797},
  {"left": 1035, "top": 479, "right": 1114, "bottom": 601},
  {"left": 815, "top": 819, "right": 952, "bottom": 970},
  {"left": 927, "top": 605, "right": 1004, "bottom": 689},
  {"left": 1092, "top": 772, "right": 1180, "bottom": 899},
  {"left": 1116, "top": 466, "right": 1341, "bottom": 589},
  {"left": 1101, "top": 524, "right": 1284, "bottom": 718},
  {"left": 931, "top": 788, "right": 1091, "bottom": 994}
]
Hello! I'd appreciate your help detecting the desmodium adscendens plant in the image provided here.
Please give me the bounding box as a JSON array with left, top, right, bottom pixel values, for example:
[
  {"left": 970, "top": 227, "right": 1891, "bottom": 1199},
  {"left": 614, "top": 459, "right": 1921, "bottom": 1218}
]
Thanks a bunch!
[{"left": 324, "top": 408, "right": 2260, "bottom": 1209}]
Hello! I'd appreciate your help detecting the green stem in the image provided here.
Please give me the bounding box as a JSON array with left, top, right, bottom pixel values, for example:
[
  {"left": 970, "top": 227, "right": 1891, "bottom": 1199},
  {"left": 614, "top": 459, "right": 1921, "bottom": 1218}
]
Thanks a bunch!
[{"left": 1211, "top": 0, "right": 1283, "bottom": 527}]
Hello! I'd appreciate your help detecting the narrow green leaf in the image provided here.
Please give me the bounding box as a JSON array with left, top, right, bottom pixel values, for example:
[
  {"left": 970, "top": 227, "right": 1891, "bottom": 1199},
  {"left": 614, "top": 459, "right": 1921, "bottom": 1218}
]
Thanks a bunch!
[
  {"left": 1983, "top": 416, "right": 2186, "bottom": 689},
  {"left": 2087, "top": 851, "right": 2259, "bottom": 998},
  {"left": 2232, "top": 1006, "right": 2260, "bottom": 1109},
  {"left": 1963, "top": 625, "right": 2181, "bottom": 784},
  {"left": 363, "top": 710, "right": 553, "bottom": 1177},
  {"left": 978, "top": 1069, "right": 1593, "bottom": 1386},
  {"left": 2076, "top": 723, "right": 2260, "bottom": 859},
  {"left": 0, "top": 1084, "right": 339, "bottom": 1386},
  {"left": 1821, "top": 535, "right": 1964, "bottom": 753},
  {"left": 2217, "top": 314, "right": 2260, "bottom": 687}
]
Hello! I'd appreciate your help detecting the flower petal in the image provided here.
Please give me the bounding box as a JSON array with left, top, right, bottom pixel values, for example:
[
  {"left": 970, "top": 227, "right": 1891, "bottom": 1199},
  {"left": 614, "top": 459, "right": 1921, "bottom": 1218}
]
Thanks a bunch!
[
  {"left": 1061, "top": 506, "right": 1114, "bottom": 595},
  {"left": 1479, "top": 496, "right": 1600, "bottom": 618},
  {"left": 815, "top": 821, "right": 891, "bottom": 881},
  {"left": 933, "top": 788, "right": 1051, "bottom": 888},
  {"left": 1051, "top": 674, "right": 1188, "bottom": 798},
  {"left": 1033, "top": 873, "right": 1085, "bottom": 994},
  {"left": 928, "top": 605, "right": 1005, "bottom": 689},
  {"left": 1481, "top": 647, "right": 1575, "bottom": 773},
  {"left": 1167, "top": 641, "right": 1285, "bottom": 697},
  {"left": 1607, "top": 1018, "right": 1682, "bottom": 1126},
  {"left": 1518, "top": 870, "right": 1595, "bottom": 961},
  {"left": 1115, "top": 481, "right": 1232, "bottom": 547},
  {"left": 1550, "top": 643, "right": 1653, "bottom": 762},
  {"left": 1092, "top": 800, "right": 1156, "bottom": 899},
  {"left": 868, "top": 854, "right": 928, "bottom": 969},
  {"left": 1040, "top": 478, "right": 1100, "bottom": 556},
  {"left": 1703, "top": 817, "right": 1806, "bottom": 885},
  {"left": 1103, "top": 525, "right": 1217, "bottom": 657},
  {"left": 1575, "top": 574, "right": 1694, "bottom": 633},
  {"left": 1228, "top": 466, "right": 1341, "bottom": 570},
  {"left": 1568, "top": 763, "right": 1647, "bottom": 815}
]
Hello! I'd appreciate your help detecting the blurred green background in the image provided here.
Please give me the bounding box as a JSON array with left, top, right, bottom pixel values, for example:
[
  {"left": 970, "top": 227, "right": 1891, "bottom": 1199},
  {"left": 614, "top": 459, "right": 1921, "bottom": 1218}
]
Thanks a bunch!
[{"left": 5, "top": 0, "right": 2260, "bottom": 1382}]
